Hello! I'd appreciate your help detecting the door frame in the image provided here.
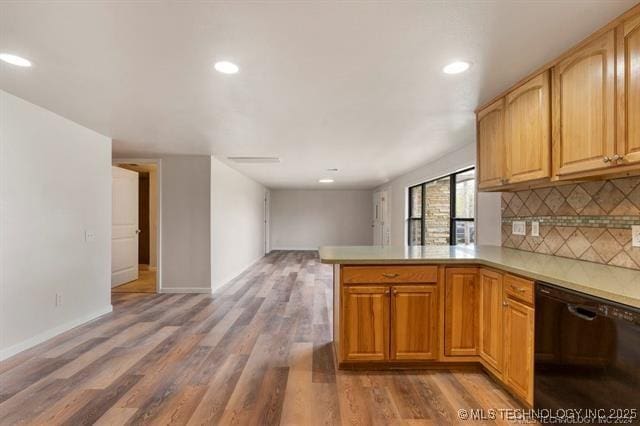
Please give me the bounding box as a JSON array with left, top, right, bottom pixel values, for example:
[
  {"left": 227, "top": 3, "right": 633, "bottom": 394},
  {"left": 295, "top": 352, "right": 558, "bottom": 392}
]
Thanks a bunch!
[
  {"left": 264, "top": 190, "right": 270, "bottom": 255},
  {"left": 112, "top": 158, "right": 163, "bottom": 293}
]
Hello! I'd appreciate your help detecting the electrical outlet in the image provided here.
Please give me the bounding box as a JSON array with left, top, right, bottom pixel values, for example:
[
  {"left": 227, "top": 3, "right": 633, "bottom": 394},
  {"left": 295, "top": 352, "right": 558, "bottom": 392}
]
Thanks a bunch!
[
  {"left": 56, "top": 293, "right": 63, "bottom": 307},
  {"left": 85, "top": 230, "right": 96, "bottom": 242},
  {"left": 632, "top": 225, "right": 640, "bottom": 248},
  {"left": 512, "top": 221, "right": 526, "bottom": 236},
  {"left": 531, "top": 221, "right": 540, "bottom": 237}
]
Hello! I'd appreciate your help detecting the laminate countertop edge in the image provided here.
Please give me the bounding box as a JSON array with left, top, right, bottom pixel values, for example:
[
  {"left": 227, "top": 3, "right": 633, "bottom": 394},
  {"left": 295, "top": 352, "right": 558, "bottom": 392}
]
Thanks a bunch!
[{"left": 319, "top": 245, "right": 640, "bottom": 309}]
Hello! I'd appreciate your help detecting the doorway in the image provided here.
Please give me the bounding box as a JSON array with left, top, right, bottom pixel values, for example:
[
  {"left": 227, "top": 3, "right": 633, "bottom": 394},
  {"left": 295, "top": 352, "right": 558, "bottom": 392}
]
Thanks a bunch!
[
  {"left": 111, "top": 160, "right": 161, "bottom": 294},
  {"left": 373, "top": 190, "right": 390, "bottom": 245}
]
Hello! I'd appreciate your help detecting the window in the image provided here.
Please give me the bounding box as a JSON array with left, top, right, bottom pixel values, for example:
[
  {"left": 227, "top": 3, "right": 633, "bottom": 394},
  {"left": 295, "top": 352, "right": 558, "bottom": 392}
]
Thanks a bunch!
[{"left": 407, "top": 168, "right": 475, "bottom": 246}]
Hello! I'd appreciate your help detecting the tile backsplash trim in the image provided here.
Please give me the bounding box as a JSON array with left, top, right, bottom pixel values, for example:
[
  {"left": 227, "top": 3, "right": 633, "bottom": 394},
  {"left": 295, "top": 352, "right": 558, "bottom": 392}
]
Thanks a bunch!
[{"left": 501, "top": 176, "right": 640, "bottom": 270}]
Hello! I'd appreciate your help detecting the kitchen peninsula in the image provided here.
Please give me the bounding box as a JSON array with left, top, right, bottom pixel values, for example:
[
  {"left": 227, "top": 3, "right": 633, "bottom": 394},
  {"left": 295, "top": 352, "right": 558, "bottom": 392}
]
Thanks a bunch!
[{"left": 319, "top": 245, "right": 640, "bottom": 406}]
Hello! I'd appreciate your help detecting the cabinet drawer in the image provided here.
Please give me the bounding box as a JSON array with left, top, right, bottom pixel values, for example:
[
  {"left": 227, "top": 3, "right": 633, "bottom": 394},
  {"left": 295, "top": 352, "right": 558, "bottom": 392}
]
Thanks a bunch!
[
  {"left": 342, "top": 266, "right": 438, "bottom": 284},
  {"left": 504, "top": 274, "right": 534, "bottom": 305}
]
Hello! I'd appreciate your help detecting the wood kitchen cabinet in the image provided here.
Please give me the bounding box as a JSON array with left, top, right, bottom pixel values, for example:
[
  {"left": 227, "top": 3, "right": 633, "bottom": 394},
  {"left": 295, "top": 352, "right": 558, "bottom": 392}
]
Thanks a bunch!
[
  {"left": 335, "top": 264, "right": 537, "bottom": 407},
  {"left": 552, "top": 29, "right": 617, "bottom": 177},
  {"left": 444, "top": 268, "right": 479, "bottom": 356},
  {"left": 619, "top": 12, "right": 640, "bottom": 166},
  {"left": 479, "top": 269, "right": 504, "bottom": 375},
  {"left": 477, "top": 99, "right": 506, "bottom": 189},
  {"left": 503, "top": 294, "right": 535, "bottom": 405},
  {"left": 341, "top": 285, "right": 389, "bottom": 361},
  {"left": 477, "top": 71, "right": 551, "bottom": 189},
  {"left": 505, "top": 71, "right": 551, "bottom": 184},
  {"left": 390, "top": 285, "right": 439, "bottom": 360}
]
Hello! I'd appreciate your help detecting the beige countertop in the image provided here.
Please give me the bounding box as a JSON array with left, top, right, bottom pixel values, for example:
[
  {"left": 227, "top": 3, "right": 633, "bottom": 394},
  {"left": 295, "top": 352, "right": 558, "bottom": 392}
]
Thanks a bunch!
[{"left": 319, "top": 245, "right": 640, "bottom": 309}]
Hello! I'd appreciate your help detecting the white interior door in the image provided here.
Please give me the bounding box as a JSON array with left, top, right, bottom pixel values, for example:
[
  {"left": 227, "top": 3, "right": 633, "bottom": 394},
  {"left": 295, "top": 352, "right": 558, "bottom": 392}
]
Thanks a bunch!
[
  {"left": 112, "top": 166, "right": 139, "bottom": 287},
  {"left": 373, "top": 191, "right": 389, "bottom": 245}
]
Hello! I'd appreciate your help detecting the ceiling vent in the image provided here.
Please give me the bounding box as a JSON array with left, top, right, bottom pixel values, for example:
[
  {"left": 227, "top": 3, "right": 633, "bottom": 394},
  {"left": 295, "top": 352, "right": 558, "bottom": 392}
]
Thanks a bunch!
[{"left": 227, "top": 156, "right": 281, "bottom": 164}]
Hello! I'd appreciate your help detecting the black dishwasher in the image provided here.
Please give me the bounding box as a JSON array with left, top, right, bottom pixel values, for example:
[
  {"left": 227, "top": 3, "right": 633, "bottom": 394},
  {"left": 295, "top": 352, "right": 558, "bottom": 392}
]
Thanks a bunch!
[{"left": 535, "top": 283, "right": 640, "bottom": 422}]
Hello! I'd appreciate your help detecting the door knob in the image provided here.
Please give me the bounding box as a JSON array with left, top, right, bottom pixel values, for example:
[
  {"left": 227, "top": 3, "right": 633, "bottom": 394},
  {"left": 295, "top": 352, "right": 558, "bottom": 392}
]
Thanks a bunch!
[{"left": 135, "top": 229, "right": 141, "bottom": 234}]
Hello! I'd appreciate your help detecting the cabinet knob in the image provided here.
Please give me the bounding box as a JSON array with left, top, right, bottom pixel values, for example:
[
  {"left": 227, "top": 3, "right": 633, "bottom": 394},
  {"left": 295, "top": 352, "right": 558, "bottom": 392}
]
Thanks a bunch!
[
  {"left": 603, "top": 156, "right": 612, "bottom": 163},
  {"left": 612, "top": 154, "right": 624, "bottom": 163},
  {"left": 384, "top": 289, "right": 390, "bottom": 295},
  {"left": 502, "top": 301, "right": 509, "bottom": 307},
  {"left": 393, "top": 289, "right": 398, "bottom": 295}
]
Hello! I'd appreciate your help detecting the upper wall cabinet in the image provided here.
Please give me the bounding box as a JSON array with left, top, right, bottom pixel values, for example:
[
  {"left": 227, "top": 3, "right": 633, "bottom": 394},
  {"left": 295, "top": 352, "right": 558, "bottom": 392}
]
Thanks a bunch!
[
  {"left": 477, "top": 99, "right": 505, "bottom": 190},
  {"left": 619, "top": 13, "right": 640, "bottom": 166},
  {"left": 477, "top": 71, "right": 551, "bottom": 190},
  {"left": 552, "top": 29, "right": 617, "bottom": 178},
  {"left": 476, "top": 5, "right": 640, "bottom": 191},
  {"left": 505, "top": 71, "right": 551, "bottom": 184}
]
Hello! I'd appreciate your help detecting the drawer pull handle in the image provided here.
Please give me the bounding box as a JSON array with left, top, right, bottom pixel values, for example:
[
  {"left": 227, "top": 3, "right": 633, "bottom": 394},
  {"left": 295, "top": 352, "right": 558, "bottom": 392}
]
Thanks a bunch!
[
  {"left": 382, "top": 273, "right": 400, "bottom": 278},
  {"left": 513, "top": 286, "right": 526, "bottom": 292}
]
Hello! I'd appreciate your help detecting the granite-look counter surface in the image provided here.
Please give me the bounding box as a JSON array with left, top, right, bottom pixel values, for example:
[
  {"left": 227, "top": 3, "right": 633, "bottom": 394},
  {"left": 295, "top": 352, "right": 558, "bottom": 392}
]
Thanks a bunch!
[{"left": 319, "top": 245, "right": 640, "bottom": 309}]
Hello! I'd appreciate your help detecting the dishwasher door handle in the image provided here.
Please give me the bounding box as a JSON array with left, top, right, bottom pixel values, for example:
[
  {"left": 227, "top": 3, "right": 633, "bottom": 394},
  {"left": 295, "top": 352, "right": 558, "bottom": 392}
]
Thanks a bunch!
[{"left": 567, "top": 304, "right": 597, "bottom": 321}]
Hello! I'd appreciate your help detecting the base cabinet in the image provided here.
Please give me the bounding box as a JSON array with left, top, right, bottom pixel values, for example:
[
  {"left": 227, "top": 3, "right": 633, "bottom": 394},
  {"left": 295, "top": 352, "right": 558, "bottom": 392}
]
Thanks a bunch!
[
  {"left": 341, "top": 280, "right": 439, "bottom": 363},
  {"left": 503, "top": 295, "right": 535, "bottom": 405},
  {"left": 338, "top": 265, "right": 535, "bottom": 407},
  {"left": 341, "top": 285, "right": 389, "bottom": 361},
  {"left": 444, "top": 268, "right": 479, "bottom": 356},
  {"left": 391, "top": 285, "right": 439, "bottom": 360},
  {"left": 479, "top": 269, "right": 504, "bottom": 374}
]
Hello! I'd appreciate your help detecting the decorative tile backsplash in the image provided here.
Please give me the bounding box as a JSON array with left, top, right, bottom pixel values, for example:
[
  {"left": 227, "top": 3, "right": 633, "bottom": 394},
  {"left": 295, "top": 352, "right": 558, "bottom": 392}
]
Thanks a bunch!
[{"left": 501, "top": 176, "right": 640, "bottom": 270}]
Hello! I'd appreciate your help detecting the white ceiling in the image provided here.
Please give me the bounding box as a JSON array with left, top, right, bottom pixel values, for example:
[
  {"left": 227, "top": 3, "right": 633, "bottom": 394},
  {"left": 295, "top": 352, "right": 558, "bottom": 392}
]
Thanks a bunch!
[{"left": 1, "top": 1, "right": 636, "bottom": 189}]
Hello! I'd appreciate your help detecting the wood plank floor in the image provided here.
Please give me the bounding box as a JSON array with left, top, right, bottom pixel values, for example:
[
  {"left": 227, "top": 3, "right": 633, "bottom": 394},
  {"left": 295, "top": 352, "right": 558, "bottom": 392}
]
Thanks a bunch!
[
  {"left": 112, "top": 266, "right": 157, "bottom": 294},
  {"left": 0, "top": 251, "right": 523, "bottom": 425}
]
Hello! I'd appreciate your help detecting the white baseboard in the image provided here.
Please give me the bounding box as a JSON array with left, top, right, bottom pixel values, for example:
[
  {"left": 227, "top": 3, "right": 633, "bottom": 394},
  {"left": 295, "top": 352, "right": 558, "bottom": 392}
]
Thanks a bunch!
[
  {"left": 270, "top": 247, "right": 319, "bottom": 251},
  {"left": 161, "top": 287, "right": 211, "bottom": 294},
  {"left": 0, "top": 304, "right": 113, "bottom": 361}
]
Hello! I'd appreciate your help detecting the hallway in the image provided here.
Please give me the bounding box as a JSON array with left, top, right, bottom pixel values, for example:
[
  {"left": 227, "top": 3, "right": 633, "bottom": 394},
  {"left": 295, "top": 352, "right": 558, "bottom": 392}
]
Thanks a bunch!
[{"left": 0, "top": 251, "right": 522, "bottom": 425}]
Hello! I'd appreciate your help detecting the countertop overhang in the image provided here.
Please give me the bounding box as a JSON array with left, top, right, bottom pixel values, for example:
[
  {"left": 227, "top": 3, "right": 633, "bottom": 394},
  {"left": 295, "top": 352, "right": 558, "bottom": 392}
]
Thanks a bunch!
[{"left": 319, "top": 245, "right": 640, "bottom": 309}]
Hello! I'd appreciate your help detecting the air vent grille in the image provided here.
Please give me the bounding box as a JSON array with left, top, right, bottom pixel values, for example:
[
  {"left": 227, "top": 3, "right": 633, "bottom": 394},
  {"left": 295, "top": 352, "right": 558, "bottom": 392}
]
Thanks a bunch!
[{"left": 227, "top": 156, "right": 281, "bottom": 164}]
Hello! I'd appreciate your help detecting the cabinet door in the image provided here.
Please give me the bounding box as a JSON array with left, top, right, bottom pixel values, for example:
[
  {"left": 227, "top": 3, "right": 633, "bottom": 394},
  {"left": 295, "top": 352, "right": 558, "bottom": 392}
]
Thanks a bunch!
[
  {"left": 390, "top": 285, "right": 438, "bottom": 360},
  {"left": 503, "top": 296, "right": 534, "bottom": 405},
  {"left": 552, "top": 29, "right": 616, "bottom": 177},
  {"left": 477, "top": 99, "right": 506, "bottom": 189},
  {"left": 619, "top": 13, "right": 640, "bottom": 165},
  {"left": 444, "top": 268, "right": 479, "bottom": 356},
  {"left": 505, "top": 71, "right": 551, "bottom": 184},
  {"left": 479, "top": 269, "right": 503, "bottom": 373},
  {"left": 342, "top": 285, "right": 389, "bottom": 361}
]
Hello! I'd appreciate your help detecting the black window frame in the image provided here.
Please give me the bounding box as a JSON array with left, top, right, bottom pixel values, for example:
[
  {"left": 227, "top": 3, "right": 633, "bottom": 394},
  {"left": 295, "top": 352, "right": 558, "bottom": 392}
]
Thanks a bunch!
[{"left": 407, "top": 167, "right": 476, "bottom": 246}]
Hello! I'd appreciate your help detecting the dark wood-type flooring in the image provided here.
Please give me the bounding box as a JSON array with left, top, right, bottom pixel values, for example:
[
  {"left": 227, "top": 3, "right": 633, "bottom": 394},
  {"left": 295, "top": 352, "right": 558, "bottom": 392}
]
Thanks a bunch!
[{"left": 0, "top": 251, "right": 523, "bottom": 425}]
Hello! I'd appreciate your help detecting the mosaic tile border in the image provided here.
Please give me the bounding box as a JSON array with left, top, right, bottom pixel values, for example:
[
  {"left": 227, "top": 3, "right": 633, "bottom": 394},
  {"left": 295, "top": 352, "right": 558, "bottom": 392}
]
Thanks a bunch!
[
  {"left": 501, "top": 216, "right": 640, "bottom": 229},
  {"left": 501, "top": 175, "right": 640, "bottom": 271}
]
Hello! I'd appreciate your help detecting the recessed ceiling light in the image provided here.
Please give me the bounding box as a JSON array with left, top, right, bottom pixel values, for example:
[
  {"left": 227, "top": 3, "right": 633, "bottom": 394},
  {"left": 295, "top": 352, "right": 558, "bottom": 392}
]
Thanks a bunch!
[
  {"left": 443, "top": 61, "right": 470, "bottom": 74},
  {"left": 0, "top": 53, "right": 32, "bottom": 67},
  {"left": 318, "top": 178, "right": 334, "bottom": 183},
  {"left": 214, "top": 61, "right": 239, "bottom": 74}
]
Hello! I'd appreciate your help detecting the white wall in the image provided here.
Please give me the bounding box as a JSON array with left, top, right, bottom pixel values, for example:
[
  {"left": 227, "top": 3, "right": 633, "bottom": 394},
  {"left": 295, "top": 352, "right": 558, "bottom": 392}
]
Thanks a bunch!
[
  {"left": 160, "top": 155, "right": 211, "bottom": 292},
  {"left": 0, "top": 91, "right": 112, "bottom": 359},
  {"left": 375, "top": 143, "right": 502, "bottom": 247},
  {"left": 270, "top": 190, "right": 373, "bottom": 250},
  {"left": 210, "top": 157, "right": 267, "bottom": 290}
]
